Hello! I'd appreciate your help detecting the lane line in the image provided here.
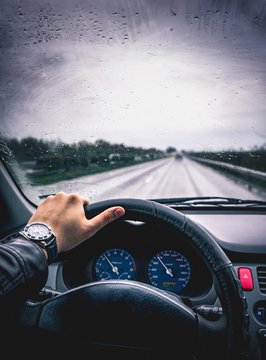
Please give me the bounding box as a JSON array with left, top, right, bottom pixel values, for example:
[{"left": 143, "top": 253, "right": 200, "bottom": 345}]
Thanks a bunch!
[{"left": 181, "top": 159, "right": 203, "bottom": 197}]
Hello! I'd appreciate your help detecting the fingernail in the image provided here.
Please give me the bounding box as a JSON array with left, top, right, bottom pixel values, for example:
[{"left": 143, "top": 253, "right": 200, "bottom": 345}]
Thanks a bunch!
[{"left": 114, "top": 208, "right": 124, "bottom": 218}]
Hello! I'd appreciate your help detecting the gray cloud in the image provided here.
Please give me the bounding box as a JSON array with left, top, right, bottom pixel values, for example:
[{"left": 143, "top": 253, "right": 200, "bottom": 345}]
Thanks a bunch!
[{"left": 1, "top": 0, "right": 266, "bottom": 150}]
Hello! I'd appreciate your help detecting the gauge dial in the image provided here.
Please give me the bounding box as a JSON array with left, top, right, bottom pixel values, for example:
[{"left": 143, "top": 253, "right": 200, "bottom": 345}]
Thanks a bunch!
[
  {"left": 95, "top": 248, "right": 136, "bottom": 281},
  {"left": 148, "top": 250, "right": 191, "bottom": 292}
]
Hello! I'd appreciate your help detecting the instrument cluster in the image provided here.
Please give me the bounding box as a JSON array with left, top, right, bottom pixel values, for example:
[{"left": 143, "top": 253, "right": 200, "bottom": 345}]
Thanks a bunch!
[
  {"left": 62, "top": 220, "right": 213, "bottom": 298},
  {"left": 63, "top": 246, "right": 212, "bottom": 298},
  {"left": 94, "top": 248, "right": 191, "bottom": 293}
]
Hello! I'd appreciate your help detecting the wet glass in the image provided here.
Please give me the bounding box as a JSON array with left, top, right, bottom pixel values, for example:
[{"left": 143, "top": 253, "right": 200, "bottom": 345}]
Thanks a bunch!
[{"left": 0, "top": 0, "right": 266, "bottom": 203}]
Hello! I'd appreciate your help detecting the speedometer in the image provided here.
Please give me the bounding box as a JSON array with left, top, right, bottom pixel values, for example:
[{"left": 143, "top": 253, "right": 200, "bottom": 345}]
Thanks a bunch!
[
  {"left": 148, "top": 250, "right": 191, "bottom": 292},
  {"left": 95, "top": 248, "right": 136, "bottom": 281}
]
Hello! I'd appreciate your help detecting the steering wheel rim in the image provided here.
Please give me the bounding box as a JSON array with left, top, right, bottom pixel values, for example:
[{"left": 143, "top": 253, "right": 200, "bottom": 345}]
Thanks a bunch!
[{"left": 37, "top": 198, "right": 248, "bottom": 359}]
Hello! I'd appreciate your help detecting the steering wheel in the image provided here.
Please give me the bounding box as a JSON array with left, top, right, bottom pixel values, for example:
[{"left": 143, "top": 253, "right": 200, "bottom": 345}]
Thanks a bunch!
[{"left": 21, "top": 199, "right": 248, "bottom": 359}]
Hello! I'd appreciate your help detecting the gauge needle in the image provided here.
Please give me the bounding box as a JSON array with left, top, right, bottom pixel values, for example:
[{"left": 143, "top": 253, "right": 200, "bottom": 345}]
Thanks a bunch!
[
  {"left": 104, "top": 255, "right": 119, "bottom": 275},
  {"left": 157, "top": 256, "right": 174, "bottom": 277}
]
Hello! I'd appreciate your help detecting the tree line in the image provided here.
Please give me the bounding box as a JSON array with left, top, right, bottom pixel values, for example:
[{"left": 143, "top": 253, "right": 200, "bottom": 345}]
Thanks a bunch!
[
  {"left": 1, "top": 137, "right": 165, "bottom": 184},
  {"left": 187, "top": 147, "right": 266, "bottom": 173}
]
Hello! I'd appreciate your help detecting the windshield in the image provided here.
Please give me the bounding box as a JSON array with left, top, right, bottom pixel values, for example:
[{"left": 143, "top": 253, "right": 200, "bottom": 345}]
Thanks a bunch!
[{"left": 0, "top": 0, "right": 266, "bottom": 204}]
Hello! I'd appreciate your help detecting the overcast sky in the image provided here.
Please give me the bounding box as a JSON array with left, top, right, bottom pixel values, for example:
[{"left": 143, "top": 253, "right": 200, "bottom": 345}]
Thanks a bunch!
[{"left": 0, "top": 0, "right": 266, "bottom": 151}]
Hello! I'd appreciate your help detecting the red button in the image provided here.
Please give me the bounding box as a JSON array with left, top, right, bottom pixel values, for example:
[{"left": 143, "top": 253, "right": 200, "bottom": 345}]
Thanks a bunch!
[{"left": 238, "top": 268, "right": 253, "bottom": 291}]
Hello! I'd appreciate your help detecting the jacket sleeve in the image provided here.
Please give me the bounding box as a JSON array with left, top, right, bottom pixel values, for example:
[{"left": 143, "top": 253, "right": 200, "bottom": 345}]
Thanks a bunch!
[{"left": 0, "top": 236, "right": 48, "bottom": 303}]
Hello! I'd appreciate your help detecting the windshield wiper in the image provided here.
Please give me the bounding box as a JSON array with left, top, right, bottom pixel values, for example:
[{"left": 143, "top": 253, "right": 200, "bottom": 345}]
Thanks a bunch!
[
  {"left": 39, "top": 193, "right": 57, "bottom": 199},
  {"left": 152, "top": 196, "right": 266, "bottom": 208},
  {"left": 39, "top": 194, "right": 266, "bottom": 207}
]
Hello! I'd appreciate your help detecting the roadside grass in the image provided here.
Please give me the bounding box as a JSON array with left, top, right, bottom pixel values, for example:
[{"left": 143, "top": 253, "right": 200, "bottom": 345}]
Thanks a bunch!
[{"left": 28, "top": 160, "right": 149, "bottom": 185}]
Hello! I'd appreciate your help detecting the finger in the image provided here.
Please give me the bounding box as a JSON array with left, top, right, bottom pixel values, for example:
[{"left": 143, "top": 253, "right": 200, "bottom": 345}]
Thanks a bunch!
[
  {"left": 82, "top": 197, "right": 90, "bottom": 205},
  {"left": 61, "top": 193, "right": 89, "bottom": 205},
  {"left": 86, "top": 207, "right": 125, "bottom": 235},
  {"left": 66, "top": 193, "right": 89, "bottom": 205}
]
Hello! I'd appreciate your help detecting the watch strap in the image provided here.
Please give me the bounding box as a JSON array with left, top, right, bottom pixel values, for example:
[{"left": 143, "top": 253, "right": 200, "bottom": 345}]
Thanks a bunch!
[{"left": 38, "top": 236, "right": 58, "bottom": 263}]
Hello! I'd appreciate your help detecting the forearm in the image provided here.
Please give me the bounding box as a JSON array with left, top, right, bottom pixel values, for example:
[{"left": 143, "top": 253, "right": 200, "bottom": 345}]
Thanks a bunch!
[{"left": 0, "top": 237, "right": 48, "bottom": 302}]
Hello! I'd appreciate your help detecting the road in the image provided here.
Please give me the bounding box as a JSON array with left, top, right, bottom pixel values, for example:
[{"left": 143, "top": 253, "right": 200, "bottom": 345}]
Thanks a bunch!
[{"left": 35, "top": 157, "right": 266, "bottom": 203}]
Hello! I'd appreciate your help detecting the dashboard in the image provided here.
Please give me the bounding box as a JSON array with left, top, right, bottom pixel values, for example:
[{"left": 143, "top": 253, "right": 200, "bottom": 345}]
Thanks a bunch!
[{"left": 44, "top": 209, "right": 266, "bottom": 359}]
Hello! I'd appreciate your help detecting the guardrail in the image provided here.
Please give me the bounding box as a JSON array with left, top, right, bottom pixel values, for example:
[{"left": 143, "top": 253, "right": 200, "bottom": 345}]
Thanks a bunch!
[{"left": 189, "top": 156, "right": 266, "bottom": 182}]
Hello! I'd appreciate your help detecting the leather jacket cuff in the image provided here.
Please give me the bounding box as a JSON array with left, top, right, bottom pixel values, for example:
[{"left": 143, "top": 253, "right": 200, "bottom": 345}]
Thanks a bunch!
[{"left": 0, "top": 237, "right": 48, "bottom": 302}]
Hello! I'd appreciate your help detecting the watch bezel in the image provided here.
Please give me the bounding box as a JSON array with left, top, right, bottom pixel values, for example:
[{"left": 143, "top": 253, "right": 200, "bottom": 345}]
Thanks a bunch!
[{"left": 22, "top": 222, "right": 53, "bottom": 241}]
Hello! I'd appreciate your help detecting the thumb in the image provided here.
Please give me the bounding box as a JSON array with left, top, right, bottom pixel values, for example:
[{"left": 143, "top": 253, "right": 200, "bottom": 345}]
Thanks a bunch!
[{"left": 86, "top": 206, "right": 125, "bottom": 237}]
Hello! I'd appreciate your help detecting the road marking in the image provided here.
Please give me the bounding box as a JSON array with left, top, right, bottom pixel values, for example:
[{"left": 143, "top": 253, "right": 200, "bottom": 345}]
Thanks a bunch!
[{"left": 145, "top": 176, "right": 153, "bottom": 183}]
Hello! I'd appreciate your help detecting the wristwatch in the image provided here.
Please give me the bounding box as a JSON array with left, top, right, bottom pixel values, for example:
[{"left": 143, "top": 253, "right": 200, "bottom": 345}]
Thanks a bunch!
[{"left": 19, "top": 222, "right": 58, "bottom": 263}]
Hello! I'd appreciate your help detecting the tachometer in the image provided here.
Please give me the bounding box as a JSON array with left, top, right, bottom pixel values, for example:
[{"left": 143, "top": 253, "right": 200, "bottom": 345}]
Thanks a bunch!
[
  {"left": 148, "top": 250, "right": 191, "bottom": 292},
  {"left": 95, "top": 248, "right": 136, "bottom": 281}
]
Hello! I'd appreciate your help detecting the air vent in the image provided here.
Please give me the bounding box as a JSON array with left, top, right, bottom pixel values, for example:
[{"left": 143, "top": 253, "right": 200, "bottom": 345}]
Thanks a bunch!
[{"left": 257, "top": 267, "right": 266, "bottom": 294}]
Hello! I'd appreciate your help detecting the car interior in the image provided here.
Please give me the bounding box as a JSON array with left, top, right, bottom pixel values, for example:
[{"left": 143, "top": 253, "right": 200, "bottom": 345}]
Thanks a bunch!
[
  {"left": 0, "top": 1, "right": 266, "bottom": 359},
  {"left": 1, "top": 160, "right": 266, "bottom": 359}
]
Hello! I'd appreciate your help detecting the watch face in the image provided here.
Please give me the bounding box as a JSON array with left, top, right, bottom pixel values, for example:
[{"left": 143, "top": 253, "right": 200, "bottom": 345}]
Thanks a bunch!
[{"left": 27, "top": 223, "right": 51, "bottom": 239}]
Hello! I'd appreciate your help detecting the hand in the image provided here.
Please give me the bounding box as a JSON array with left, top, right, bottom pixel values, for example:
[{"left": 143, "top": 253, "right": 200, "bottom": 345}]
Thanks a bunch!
[{"left": 28, "top": 193, "right": 125, "bottom": 254}]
